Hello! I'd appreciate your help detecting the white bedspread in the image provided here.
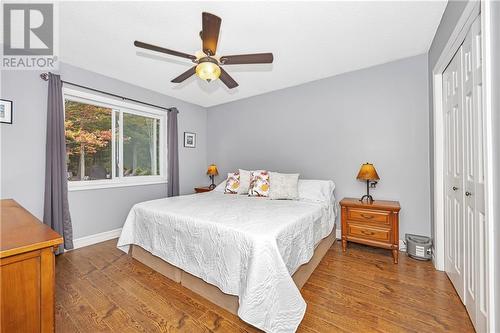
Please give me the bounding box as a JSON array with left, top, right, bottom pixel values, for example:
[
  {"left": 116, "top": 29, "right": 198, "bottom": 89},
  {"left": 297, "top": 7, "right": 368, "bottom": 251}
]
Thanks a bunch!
[{"left": 117, "top": 191, "right": 336, "bottom": 332}]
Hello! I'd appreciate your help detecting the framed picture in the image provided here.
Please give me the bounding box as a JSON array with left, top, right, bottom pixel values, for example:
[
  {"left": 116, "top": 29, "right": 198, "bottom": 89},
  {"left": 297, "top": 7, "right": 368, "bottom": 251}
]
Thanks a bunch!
[
  {"left": 184, "top": 132, "right": 196, "bottom": 148},
  {"left": 0, "top": 99, "right": 13, "bottom": 124}
]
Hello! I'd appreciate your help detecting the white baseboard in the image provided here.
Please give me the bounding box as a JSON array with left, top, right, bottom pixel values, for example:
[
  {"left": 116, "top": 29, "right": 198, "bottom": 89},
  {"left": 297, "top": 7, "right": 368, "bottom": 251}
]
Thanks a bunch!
[
  {"left": 335, "top": 228, "right": 341, "bottom": 239},
  {"left": 399, "top": 239, "right": 406, "bottom": 251},
  {"left": 72, "top": 227, "right": 122, "bottom": 250}
]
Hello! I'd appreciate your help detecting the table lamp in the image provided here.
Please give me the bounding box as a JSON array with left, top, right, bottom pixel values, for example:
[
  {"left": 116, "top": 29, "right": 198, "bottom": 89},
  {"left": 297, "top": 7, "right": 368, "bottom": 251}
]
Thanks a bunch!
[
  {"left": 356, "top": 163, "right": 380, "bottom": 203},
  {"left": 207, "top": 164, "right": 219, "bottom": 189}
]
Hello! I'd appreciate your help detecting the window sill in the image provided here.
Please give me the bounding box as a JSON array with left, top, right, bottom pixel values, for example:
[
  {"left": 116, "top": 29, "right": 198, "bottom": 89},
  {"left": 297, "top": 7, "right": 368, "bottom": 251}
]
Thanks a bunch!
[{"left": 68, "top": 178, "right": 167, "bottom": 192}]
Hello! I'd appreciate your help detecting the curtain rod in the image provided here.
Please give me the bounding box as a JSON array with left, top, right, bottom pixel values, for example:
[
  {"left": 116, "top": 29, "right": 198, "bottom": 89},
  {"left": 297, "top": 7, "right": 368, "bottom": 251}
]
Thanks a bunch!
[{"left": 40, "top": 72, "right": 175, "bottom": 112}]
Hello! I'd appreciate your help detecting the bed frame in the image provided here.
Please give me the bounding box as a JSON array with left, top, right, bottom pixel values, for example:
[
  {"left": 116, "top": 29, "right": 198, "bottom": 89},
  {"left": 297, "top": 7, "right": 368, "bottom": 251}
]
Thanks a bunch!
[{"left": 129, "top": 226, "right": 336, "bottom": 315}]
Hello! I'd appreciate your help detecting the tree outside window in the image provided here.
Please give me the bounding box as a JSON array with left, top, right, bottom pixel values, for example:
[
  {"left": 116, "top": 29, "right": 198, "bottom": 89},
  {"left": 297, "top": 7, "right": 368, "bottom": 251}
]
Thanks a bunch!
[{"left": 64, "top": 98, "right": 162, "bottom": 182}]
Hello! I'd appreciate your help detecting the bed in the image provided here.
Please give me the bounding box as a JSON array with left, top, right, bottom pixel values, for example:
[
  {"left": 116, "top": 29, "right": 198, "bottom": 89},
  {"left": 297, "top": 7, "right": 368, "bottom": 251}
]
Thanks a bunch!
[{"left": 117, "top": 179, "right": 336, "bottom": 333}]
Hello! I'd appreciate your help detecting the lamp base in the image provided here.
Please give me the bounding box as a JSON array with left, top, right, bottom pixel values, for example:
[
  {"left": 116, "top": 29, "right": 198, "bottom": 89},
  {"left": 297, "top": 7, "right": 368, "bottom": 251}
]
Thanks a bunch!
[
  {"left": 360, "top": 180, "right": 374, "bottom": 203},
  {"left": 208, "top": 175, "right": 216, "bottom": 189},
  {"left": 359, "top": 194, "right": 374, "bottom": 203}
]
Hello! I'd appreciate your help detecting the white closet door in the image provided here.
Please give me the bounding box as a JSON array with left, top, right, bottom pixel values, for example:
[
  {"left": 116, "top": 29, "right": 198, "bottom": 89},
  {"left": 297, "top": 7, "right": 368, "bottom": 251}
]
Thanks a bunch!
[
  {"left": 462, "top": 16, "right": 477, "bottom": 322},
  {"left": 464, "top": 16, "right": 488, "bottom": 332},
  {"left": 443, "top": 15, "right": 488, "bottom": 331},
  {"left": 443, "top": 47, "right": 465, "bottom": 301}
]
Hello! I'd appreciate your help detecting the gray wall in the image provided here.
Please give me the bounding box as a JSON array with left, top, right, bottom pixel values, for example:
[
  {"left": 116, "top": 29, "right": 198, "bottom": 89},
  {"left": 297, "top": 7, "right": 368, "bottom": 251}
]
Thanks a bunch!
[
  {"left": 427, "top": 0, "right": 469, "bottom": 239},
  {"left": 207, "top": 54, "right": 431, "bottom": 239},
  {"left": 0, "top": 63, "right": 207, "bottom": 238}
]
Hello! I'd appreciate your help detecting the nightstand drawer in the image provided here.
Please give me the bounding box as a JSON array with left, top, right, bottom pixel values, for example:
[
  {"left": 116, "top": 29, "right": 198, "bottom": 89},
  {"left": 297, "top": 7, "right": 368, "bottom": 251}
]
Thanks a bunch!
[
  {"left": 348, "top": 208, "right": 390, "bottom": 225},
  {"left": 347, "top": 223, "right": 390, "bottom": 242}
]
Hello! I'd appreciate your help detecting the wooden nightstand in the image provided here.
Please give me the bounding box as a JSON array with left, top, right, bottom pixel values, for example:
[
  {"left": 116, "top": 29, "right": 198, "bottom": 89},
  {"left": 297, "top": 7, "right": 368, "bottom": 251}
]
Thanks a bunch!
[
  {"left": 194, "top": 186, "right": 213, "bottom": 193},
  {"left": 340, "top": 198, "right": 401, "bottom": 263}
]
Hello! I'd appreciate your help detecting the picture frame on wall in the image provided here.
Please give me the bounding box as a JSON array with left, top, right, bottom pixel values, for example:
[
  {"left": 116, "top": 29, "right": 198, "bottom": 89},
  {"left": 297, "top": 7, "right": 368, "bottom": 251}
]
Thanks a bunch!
[
  {"left": 184, "top": 132, "right": 196, "bottom": 148},
  {"left": 0, "top": 99, "right": 13, "bottom": 124}
]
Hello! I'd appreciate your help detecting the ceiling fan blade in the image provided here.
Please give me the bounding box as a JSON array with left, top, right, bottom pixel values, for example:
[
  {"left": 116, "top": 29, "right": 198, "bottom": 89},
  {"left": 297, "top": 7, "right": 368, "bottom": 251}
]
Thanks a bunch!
[
  {"left": 219, "top": 67, "right": 238, "bottom": 89},
  {"left": 202, "top": 12, "right": 221, "bottom": 56},
  {"left": 171, "top": 66, "right": 197, "bottom": 83},
  {"left": 134, "top": 41, "right": 196, "bottom": 60},
  {"left": 220, "top": 53, "right": 273, "bottom": 65}
]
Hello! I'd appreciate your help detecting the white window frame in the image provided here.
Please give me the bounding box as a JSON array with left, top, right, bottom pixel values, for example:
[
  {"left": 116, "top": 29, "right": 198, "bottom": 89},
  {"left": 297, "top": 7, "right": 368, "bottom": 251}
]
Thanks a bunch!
[{"left": 63, "top": 88, "right": 167, "bottom": 191}]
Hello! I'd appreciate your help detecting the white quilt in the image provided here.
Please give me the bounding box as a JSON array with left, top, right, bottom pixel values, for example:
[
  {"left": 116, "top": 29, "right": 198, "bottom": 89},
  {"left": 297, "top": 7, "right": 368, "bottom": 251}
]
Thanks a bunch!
[{"left": 117, "top": 190, "right": 336, "bottom": 333}]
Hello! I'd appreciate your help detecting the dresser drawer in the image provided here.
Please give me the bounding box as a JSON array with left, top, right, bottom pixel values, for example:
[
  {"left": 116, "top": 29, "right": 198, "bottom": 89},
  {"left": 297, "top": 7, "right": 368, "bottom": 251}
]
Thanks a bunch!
[
  {"left": 348, "top": 208, "right": 390, "bottom": 225},
  {"left": 347, "top": 223, "right": 391, "bottom": 243}
]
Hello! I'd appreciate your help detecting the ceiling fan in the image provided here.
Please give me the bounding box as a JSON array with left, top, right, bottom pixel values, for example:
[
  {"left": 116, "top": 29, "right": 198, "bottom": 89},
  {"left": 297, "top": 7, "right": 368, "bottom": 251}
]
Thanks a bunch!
[{"left": 134, "top": 12, "right": 274, "bottom": 89}]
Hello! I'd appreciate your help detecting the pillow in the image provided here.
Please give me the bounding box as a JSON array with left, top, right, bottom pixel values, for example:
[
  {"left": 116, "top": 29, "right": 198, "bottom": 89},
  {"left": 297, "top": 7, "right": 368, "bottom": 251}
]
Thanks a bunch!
[
  {"left": 268, "top": 172, "right": 299, "bottom": 200},
  {"left": 298, "top": 179, "right": 336, "bottom": 205},
  {"left": 214, "top": 178, "right": 227, "bottom": 192},
  {"left": 224, "top": 172, "right": 240, "bottom": 194},
  {"left": 248, "top": 170, "right": 270, "bottom": 197},
  {"left": 238, "top": 169, "right": 252, "bottom": 194}
]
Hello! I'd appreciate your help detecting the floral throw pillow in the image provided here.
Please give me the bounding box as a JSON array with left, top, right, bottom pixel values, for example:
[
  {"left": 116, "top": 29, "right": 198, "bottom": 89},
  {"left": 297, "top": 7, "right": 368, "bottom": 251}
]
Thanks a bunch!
[
  {"left": 248, "top": 170, "right": 270, "bottom": 197},
  {"left": 224, "top": 172, "right": 240, "bottom": 194}
]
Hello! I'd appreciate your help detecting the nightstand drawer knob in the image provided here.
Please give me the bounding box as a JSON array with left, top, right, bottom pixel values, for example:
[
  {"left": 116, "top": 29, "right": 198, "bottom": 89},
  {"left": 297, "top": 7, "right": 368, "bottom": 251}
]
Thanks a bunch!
[
  {"left": 361, "top": 230, "right": 375, "bottom": 236},
  {"left": 360, "top": 214, "right": 374, "bottom": 220}
]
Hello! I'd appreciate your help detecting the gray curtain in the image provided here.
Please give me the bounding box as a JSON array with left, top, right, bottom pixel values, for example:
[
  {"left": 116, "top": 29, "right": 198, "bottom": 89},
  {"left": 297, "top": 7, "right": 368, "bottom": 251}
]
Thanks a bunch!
[
  {"left": 43, "top": 73, "right": 73, "bottom": 253},
  {"left": 167, "top": 107, "right": 180, "bottom": 197}
]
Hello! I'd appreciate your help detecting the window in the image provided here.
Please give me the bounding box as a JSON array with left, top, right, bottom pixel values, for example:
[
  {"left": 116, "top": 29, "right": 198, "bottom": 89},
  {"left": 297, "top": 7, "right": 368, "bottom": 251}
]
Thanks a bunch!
[{"left": 64, "top": 88, "right": 166, "bottom": 190}]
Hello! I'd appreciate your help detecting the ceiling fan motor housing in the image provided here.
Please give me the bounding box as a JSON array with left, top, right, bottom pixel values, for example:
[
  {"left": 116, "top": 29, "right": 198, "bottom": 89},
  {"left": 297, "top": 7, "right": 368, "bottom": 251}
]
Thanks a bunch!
[{"left": 199, "top": 57, "right": 218, "bottom": 65}]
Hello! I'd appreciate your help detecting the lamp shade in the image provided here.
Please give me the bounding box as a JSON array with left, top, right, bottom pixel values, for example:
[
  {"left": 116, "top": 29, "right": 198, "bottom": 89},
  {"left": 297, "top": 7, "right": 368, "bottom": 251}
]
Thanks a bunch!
[
  {"left": 356, "top": 163, "right": 380, "bottom": 181},
  {"left": 206, "top": 164, "right": 219, "bottom": 176}
]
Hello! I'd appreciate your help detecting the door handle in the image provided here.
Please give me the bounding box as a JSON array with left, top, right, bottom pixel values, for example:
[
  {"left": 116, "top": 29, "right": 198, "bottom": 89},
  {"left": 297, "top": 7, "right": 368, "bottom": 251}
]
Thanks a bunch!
[
  {"left": 465, "top": 191, "right": 472, "bottom": 197},
  {"left": 452, "top": 186, "right": 459, "bottom": 191}
]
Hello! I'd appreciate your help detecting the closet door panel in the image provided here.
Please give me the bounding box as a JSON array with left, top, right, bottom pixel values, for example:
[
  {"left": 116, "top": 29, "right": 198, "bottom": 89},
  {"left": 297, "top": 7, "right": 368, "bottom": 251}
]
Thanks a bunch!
[
  {"left": 442, "top": 14, "right": 488, "bottom": 331},
  {"left": 443, "top": 48, "right": 465, "bottom": 301},
  {"left": 471, "top": 16, "right": 487, "bottom": 332},
  {"left": 462, "top": 24, "right": 477, "bottom": 323}
]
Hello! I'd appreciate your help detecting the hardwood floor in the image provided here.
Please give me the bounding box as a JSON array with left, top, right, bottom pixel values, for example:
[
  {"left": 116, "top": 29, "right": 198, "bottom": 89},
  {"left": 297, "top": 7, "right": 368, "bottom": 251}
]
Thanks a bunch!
[{"left": 55, "top": 239, "right": 474, "bottom": 332}]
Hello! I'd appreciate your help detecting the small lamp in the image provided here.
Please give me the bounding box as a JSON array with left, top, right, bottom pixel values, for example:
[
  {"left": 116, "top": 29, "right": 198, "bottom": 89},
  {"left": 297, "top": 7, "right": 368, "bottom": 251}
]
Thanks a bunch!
[
  {"left": 356, "top": 163, "right": 380, "bottom": 203},
  {"left": 207, "top": 164, "right": 219, "bottom": 189}
]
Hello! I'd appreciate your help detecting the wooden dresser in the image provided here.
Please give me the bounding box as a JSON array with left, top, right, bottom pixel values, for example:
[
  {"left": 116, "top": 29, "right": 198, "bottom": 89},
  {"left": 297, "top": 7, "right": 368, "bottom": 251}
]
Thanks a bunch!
[
  {"left": 340, "top": 198, "right": 401, "bottom": 263},
  {"left": 0, "top": 199, "right": 63, "bottom": 333}
]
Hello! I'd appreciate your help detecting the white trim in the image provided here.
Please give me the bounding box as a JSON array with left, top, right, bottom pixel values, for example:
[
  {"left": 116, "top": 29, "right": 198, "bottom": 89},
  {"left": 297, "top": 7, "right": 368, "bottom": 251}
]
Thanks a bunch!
[
  {"left": 63, "top": 87, "right": 167, "bottom": 189},
  {"left": 431, "top": 1, "right": 480, "bottom": 271},
  {"left": 63, "top": 87, "right": 166, "bottom": 117},
  {"left": 72, "top": 228, "right": 122, "bottom": 250},
  {"left": 399, "top": 240, "right": 407, "bottom": 252},
  {"left": 111, "top": 110, "right": 117, "bottom": 179},
  {"left": 431, "top": 2, "right": 496, "bottom": 330},
  {"left": 481, "top": 1, "right": 496, "bottom": 331},
  {"left": 335, "top": 228, "right": 341, "bottom": 240},
  {"left": 68, "top": 178, "right": 167, "bottom": 191},
  {"left": 119, "top": 110, "right": 124, "bottom": 178}
]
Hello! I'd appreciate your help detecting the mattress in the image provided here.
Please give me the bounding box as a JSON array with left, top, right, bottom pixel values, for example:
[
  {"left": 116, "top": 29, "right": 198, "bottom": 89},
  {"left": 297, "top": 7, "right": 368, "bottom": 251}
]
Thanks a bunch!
[{"left": 117, "top": 189, "right": 336, "bottom": 332}]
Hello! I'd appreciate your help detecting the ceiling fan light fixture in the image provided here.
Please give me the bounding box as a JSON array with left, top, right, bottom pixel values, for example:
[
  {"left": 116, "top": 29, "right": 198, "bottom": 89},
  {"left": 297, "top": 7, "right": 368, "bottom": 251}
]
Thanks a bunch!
[
  {"left": 195, "top": 60, "right": 221, "bottom": 82},
  {"left": 134, "top": 12, "right": 273, "bottom": 88}
]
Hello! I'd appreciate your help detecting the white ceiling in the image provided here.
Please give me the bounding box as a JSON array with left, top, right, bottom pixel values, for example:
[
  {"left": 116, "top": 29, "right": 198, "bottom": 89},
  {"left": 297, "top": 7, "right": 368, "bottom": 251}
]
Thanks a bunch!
[{"left": 59, "top": 1, "right": 447, "bottom": 107}]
